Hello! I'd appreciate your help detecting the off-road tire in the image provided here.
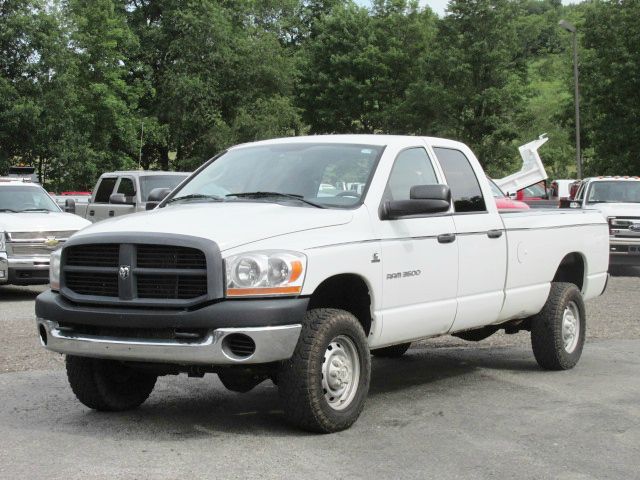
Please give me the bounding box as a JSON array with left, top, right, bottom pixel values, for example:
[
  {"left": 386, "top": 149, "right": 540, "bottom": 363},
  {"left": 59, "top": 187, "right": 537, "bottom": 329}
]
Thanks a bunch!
[
  {"left": 66, "top": 355, "right": 157, "bottom": 411},
  {"left": 531, "top": 282, "right": 586, "bottom": 370},
  {"left": 278, "top": 308, "right": 371, "bottom": 433},
  {"left": 371, "top": 342, "right": 411, "bottom": 358}
]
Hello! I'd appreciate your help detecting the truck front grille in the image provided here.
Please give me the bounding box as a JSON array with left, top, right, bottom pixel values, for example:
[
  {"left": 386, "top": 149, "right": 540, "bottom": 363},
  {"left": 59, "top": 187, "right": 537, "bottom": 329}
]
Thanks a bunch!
[
  {"left": 609, "top": 217, "right": 640, "bottom": 238},
  {"left": 66, "top": 271, "right": 119, "bottom": 296},
  {"left": 62, "top": 243, "right": 208, "bottom": 302},
  {"left": 67, "top": 244, "right": 119, "bottom": 267}
]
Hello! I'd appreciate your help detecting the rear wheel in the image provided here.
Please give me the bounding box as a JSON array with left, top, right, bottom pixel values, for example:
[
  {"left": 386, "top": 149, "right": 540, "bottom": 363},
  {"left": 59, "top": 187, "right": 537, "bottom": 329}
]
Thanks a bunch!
[
  {"left": 371, "top": 342, "right": 411, "bottom": 358},
  {"left": 66, "top": 356, "right": 157, "bottom": 411},
  {"left": 277, "top": 308, "right": 371, "bottom": 433},
  {"left": 531, "top": 282, "right": 586, "bottom": 370}
]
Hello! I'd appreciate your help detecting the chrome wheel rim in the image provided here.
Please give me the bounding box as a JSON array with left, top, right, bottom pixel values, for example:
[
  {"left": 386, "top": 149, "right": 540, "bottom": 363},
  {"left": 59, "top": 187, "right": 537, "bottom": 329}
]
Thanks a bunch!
[
  {"left": 321, "top": 335, "right": 360, "bottom": 411},
  {"left": 562, "top": 301, "right": 580, "bottom": 354}
]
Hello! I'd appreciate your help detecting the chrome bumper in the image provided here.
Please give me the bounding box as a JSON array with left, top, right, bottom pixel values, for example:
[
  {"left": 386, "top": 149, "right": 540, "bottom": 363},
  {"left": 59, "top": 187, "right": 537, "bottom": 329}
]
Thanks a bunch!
[
  {"left": 0, "top": 253, "right": 50, "bottom": 285},
  {"left": 36, "top": 319, "right": 301, "bottom": 365}
]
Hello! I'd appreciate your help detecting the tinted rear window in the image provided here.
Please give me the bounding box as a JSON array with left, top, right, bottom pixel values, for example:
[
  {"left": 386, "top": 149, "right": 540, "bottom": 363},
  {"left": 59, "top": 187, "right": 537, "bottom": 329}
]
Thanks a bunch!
[{"left": 433, "top": 147, "right": 486, "bottom": 213}]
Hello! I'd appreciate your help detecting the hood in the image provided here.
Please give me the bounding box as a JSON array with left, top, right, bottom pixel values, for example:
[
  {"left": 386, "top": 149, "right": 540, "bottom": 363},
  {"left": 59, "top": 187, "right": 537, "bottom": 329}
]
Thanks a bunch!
[
  {"left": 73, "top": 202, "right": 354, "bottom": 251},
  {"left": 586, "top": 203, "right": 640, "bottom": 218},
  {"left": 0, "top": 212, "right": 91, "bottom": 233}
]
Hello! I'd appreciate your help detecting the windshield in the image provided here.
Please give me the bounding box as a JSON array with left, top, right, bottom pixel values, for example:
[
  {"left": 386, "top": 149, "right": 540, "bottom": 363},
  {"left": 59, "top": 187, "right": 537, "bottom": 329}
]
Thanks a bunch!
[
  {"left": 587, "top": 181, "right": 640, "bottom": 204},
  {"left": 140, "top": 174, "right": 189, "bottom": 202},
  {"left": 168, "top": 143, "right": 383, "bottom": 208},
  {"left": 0, "top": 185, "right": 60, "bottom": 212}
]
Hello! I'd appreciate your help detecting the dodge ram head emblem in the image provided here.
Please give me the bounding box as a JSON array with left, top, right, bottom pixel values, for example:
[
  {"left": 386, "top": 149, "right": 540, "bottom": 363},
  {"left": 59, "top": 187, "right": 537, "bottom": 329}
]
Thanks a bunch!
[{"left": 119, "top": 265, "right": 131, "bottom": 280}]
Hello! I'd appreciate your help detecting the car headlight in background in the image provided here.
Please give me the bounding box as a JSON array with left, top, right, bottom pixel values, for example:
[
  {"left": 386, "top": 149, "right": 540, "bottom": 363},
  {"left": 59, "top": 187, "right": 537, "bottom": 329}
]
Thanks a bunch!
[
  {"left": 225, "top": 250, "right": 306, "bottom": 297},
  {"left": 49, "top": 249, "right": 62, "bottom": 291}
]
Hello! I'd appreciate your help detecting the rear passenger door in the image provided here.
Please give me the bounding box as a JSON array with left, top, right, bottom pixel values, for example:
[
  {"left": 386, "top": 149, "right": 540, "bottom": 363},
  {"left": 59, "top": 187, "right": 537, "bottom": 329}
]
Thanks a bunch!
[
  {"left": 89, "top": 177, "right": 117, "bottom": 222},
  {"left": 432, "top": 147, "right": 507, "bottom": 332}
]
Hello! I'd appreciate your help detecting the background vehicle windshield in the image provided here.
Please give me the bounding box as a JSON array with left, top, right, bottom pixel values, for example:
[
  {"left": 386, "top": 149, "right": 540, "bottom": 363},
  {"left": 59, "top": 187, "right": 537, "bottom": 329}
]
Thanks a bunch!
[
  {"left": 0, "top": 186, "right": 60, "bottom": 212},
  {"left": 171, "top": 143, "right": 383, "bottom": 208},
  {"left": 141, "top": 175, "right": 189, "bottom": 201},
  {"left": 587, "top": 181, "right": 640, "bottom": 203}
]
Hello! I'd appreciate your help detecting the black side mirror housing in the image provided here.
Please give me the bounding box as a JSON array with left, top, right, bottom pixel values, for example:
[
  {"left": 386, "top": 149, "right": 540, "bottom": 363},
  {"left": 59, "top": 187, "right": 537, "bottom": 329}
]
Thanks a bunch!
[
  {"left": 381, "top": 184, "right": 452, "bottom": 220},
  {"left": 146, "top": 187, "right": 172, "bottom": 210},
  {"left": 64, "top": 198, "right": 76, "bottom": 214}
]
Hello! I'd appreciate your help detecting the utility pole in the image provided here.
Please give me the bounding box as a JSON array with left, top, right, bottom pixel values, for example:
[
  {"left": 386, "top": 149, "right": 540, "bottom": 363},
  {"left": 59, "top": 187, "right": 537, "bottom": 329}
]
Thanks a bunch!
[
  {"left": 559, "top": 19, "right": 582, "bottom": 179},
  {"left": 138, "top": 121, "right": 144, "bottom": 170}
]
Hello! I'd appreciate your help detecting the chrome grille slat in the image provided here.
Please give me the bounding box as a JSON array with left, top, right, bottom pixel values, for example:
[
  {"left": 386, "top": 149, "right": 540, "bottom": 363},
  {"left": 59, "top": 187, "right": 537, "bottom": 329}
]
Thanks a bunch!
[{"left": 7, "top": 230, "right": 76, "bottom": 241}]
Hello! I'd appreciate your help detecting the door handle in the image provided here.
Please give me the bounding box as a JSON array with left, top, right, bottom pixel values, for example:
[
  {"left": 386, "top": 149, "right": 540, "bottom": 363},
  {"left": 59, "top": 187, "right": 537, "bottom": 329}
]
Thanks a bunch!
[
  {"left": 437, "top": 233, "right": 456, "bottom": 244},
  {"left": 89, "top": 210, "right": 95, "bottom": 216},
  {"left": 108, "top": 210, "right": 115, "bottom": 217},
  {"left": 487, "top": 229, "right": 503, "bottom": 239}
]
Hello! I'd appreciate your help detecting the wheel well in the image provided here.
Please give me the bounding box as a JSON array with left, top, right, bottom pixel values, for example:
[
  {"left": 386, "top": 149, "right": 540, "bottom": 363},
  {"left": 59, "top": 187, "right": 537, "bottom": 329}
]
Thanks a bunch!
[
  {"left": 552, "top": 253, "right": 585, "bottom": 291},
  {"left": 307, "top": 274, "right": 372, "bottom": 335}
]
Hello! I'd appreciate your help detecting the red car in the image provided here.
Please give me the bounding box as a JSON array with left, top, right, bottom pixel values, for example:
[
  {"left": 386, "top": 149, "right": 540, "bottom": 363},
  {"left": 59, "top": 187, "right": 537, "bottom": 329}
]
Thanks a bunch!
[{"left": 489, "top": 178, "right": 530, "bottom": 211}]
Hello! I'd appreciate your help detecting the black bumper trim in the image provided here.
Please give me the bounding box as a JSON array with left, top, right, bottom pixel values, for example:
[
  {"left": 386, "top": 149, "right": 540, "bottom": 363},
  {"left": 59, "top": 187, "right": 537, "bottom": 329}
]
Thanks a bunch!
[{"left": 36, "top": 290, "right": 309, "bottom": 329}]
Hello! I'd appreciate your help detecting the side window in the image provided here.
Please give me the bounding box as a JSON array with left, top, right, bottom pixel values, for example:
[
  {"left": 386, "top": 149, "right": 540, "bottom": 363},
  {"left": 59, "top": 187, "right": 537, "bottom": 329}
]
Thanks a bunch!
[
  {"left": 433, "top": 147, "right": 486, "bottom": 213},
  {"left": 116, "top": 178, "right": 136, "bottom": 198},
  {"left": 94, "top": 177, "right": 117, "bottom": 203},
  {"left": 385, "top": 148, "right": 438, "bottom": 202}
]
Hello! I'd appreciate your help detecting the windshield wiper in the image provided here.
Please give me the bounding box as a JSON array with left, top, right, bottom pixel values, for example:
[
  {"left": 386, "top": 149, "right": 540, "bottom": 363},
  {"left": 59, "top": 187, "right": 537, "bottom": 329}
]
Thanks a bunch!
[
  {"left": 167, "top": 194, "right": 223, "bottom": 204},
  {"left": 0, "top": 208, "right": 18, "bottom": 212},
  {"left": 226, "top": 191, "right": 326, "bottom": 209},
  {"left": 21, "top": 208, "right": 51, "bottom": 212}
]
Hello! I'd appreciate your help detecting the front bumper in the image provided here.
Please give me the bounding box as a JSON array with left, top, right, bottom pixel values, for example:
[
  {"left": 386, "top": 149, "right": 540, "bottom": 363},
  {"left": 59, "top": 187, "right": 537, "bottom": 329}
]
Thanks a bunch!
[
  {"left": 609, "top": 237, "right": 640, "bottom": 265},
  {"left": 37, "top": 319, "right": 302, "bottom": 365},
  {"left": 0, "top": 252, "right": 50, "bottom": 285},
  {"left": 35, "top": 290, "right": 308, "bottom": 365}
]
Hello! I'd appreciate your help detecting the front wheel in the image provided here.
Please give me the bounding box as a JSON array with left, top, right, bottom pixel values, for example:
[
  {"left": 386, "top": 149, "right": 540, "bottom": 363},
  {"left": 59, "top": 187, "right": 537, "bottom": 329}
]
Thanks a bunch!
[
  {"left": 277, "top": 308, "right": 371, "bottom": 433},
  {"left": 531, "top": 282, "right": 586, "bottom": 370},
  {"left": 66, "top": 356, "right": 157, "bottom": 411}
]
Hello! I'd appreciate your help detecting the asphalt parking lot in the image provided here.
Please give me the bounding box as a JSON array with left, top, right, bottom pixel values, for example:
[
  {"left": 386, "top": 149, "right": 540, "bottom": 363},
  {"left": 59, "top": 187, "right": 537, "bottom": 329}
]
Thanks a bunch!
[{"left": 1, "top": 269, "right": 639, "bottom": 480}]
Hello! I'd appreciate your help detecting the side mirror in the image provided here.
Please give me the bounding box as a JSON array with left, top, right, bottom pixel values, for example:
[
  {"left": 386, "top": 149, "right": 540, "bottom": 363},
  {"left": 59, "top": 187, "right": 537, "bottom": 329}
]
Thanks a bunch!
[
  {"left": 145, "top": 187, "right": 172, "bottom": 210},
  {"left": 109, "top": 193, "right": 134, "bottom": 205},
  {"left": 559, "top": 198, "right": 572, "bottom": 209},
  {"left": 64, "top": 198, "right": 76, "bottom": 214},
  {"left": 570, "top": 201, "right": 581, "bottom": 209},
  {"left": 381, "top": 184, "right": 451, "bottom": 220}
]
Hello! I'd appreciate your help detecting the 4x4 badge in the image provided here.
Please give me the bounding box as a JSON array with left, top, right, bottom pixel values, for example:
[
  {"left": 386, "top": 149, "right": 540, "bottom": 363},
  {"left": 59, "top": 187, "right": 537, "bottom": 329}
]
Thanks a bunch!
[{"left": 371, "top": 253, "right": 380, "bottom": 263}]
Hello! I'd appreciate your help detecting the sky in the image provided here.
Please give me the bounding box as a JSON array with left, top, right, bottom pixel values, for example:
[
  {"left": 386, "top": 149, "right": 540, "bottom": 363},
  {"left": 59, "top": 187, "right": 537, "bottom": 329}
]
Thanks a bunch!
[{"left": 355, "top": 0, "right": 584, "bottom": 17}]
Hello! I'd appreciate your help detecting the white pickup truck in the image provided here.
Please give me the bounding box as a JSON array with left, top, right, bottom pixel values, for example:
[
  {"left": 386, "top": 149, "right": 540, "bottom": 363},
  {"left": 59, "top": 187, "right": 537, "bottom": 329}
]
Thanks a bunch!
[
  {"left": 35, "top": 135, "right": 609, "bottom": 433},
  {"left": 568, "top": 176, "right": 640, "bottom": 266},
  {"left": 1, "top": 180, "right": 90, "bottom": 286}
]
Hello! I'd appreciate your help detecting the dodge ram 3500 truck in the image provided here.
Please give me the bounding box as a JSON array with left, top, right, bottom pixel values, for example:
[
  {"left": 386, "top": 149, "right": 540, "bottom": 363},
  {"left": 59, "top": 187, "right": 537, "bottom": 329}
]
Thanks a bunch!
[{"left": 35, "top": 135, "right": 609, "bottom": 433}]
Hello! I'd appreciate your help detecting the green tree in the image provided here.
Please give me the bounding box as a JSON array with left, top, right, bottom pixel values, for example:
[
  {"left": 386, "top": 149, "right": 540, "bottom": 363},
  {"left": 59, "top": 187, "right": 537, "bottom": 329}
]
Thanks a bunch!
[
  {"left": 580, "top": 0, "right": 640, "bottom": 175},
  {"left": 404, "top": 0, "right": 530, "bottom": 175},
  {"left": 299, "top": 0, "right": 436, "bottom": 134}
]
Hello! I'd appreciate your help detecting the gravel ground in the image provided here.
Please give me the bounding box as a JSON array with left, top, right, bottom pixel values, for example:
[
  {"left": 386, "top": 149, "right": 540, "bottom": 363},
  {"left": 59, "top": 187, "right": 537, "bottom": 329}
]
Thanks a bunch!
[{"left": 2, "top": 267, "right": 638, "bottom": 374}]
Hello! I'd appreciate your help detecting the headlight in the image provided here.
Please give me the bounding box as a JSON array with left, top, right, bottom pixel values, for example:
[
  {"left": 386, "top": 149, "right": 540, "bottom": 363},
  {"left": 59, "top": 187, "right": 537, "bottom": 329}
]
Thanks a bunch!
[
  {"left": 49, "top": 249, "right": 62, "bottom": 291},
  {"left": 225, "top": 250, "right": 306, "bottom": 297},
  {"left": 0, "top": 232, "right": 6, "bottom": 253}
]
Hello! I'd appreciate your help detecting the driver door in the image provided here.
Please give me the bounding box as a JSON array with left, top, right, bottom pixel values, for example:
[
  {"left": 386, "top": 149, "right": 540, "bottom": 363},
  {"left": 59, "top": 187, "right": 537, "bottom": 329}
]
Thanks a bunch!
[{"left": 374, "top": 147, "right": 458, "bottom": 345}]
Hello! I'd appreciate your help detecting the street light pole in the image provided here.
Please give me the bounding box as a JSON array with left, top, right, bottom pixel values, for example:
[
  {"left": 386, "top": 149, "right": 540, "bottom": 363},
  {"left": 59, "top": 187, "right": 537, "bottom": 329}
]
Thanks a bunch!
[{"left": 559, "top": 19, "right": 582, "bottom": 179}]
